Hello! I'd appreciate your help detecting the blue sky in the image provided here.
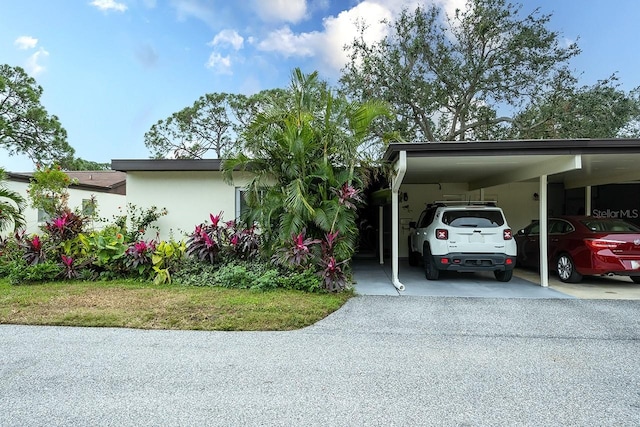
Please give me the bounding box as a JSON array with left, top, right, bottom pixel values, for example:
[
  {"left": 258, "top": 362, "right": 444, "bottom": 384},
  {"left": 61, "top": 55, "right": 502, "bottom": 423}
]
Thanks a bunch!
[{"left": 2, "top": 0, "right": 640, "bottom": 172}]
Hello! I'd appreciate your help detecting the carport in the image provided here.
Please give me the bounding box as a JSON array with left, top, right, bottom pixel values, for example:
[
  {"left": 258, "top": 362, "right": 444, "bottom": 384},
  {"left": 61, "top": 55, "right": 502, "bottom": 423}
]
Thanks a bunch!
[{"left": 382, "top": 139, "right": 640, "bottom": 290}]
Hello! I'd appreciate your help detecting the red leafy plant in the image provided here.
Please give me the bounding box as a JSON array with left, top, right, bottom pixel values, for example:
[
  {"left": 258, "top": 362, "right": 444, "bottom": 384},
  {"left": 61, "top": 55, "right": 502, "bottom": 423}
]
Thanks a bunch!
[{"left": 125, "top": 239, "right": 158, "bottom": 276}]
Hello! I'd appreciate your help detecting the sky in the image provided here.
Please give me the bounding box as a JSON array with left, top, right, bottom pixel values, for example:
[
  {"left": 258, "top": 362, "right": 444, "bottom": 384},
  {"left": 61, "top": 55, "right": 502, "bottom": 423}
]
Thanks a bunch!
[{"left": 2, "top": 0, "right": 640, "bottom": 172}]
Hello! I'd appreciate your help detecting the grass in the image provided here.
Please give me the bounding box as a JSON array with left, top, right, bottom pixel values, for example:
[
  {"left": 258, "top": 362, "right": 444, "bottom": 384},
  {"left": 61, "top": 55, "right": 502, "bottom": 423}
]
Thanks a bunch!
[{"left": 0, "top": 278, "right": 352, "bottom": 331}]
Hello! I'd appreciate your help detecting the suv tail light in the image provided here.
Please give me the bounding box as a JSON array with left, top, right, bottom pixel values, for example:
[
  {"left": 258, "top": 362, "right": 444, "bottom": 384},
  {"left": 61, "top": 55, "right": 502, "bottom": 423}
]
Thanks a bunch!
[
  {"left": 503, "top": 229, "right": 512, "bottom": 240},
  {"left": 436, "top": 229, "right": 448, "bottom": 240}
]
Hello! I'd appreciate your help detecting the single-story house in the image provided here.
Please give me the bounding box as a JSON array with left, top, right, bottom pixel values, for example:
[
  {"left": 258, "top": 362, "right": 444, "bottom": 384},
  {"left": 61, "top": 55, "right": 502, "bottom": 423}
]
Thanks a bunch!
[
  {"left": 4, "top": 170, "right": 126, "bottom": 236},
  {"left": 110, "top": 159, "right": 253, "bottom": 240},
  {"left": 111, "top": 138, "right": 640, "bottom": 288}
]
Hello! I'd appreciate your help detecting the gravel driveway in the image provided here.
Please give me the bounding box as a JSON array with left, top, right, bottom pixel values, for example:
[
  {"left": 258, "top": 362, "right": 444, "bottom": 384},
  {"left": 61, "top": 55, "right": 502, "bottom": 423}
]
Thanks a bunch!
[{"left": 1, "top": 296, "right": 639, "bottom": 426}]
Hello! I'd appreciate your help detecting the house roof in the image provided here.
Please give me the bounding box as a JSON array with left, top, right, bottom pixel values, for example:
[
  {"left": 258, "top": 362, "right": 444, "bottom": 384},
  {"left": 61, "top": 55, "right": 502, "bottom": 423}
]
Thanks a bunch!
[
  {"left": 111, "top": 159, "right": 222, "bottom": 171},
  {"left": 7, "top": 170, "right": 127, "bottom": 194},
  {"left": 383, "top": 138, "right": 640, "bottom": 190}
]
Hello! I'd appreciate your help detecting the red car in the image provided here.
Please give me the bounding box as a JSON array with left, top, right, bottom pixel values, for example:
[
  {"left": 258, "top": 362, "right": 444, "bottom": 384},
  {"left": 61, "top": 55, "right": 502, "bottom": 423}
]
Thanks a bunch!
[{"left": 515, "top": 216, "right": 640, "bottom": 283}]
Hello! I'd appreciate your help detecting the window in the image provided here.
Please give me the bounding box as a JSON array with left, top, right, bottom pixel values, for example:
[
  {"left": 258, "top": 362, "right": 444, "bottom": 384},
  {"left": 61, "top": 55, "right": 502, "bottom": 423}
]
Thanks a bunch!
[
  {"left": 82, "top": 198, "right": 97, "bottom": 216},
  {"left": 442, "top": 210, "right": 505, "bottom": 228},
  {"left": 37, "top": 209, "right": 50, "bottom": 223},
  {"left": 235, "top": 188, "right": 248, "bottom": 220}
]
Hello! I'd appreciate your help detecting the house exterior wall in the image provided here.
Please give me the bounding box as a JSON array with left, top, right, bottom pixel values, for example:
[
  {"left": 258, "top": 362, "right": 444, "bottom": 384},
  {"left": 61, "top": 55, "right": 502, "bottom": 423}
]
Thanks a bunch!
[
  {"left": 396, "top": 181, "right": 541, "bottom": 258},
  {"left": 125, "top": 171, "right": 252, "bottom": 241},
  {"left": 3, "top": 180, "right": 125, "bottom": 237}
]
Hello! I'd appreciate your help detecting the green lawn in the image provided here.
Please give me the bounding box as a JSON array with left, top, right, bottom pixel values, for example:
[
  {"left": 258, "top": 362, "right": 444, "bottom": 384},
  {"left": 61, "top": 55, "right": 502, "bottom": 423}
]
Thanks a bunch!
[{"left": 0, "top": 278, "right": 352, "bottom": 331}]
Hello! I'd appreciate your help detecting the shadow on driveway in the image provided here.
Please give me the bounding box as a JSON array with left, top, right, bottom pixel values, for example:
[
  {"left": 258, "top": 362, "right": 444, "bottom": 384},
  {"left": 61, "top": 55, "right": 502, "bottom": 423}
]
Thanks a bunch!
[{"left": 352, "top": 259, "right": 574, "bottom": 298}]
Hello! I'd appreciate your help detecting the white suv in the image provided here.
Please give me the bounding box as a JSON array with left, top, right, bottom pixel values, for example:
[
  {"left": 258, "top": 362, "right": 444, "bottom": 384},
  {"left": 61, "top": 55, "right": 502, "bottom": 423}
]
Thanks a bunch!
[{"left": 408, "top": 202, "right": 517, "bottom": 282}]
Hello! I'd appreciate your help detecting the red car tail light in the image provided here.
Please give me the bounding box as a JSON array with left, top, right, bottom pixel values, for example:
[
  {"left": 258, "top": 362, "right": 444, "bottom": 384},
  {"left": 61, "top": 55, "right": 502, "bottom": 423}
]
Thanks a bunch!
[
  {"left": 584, "top": 238, "right": 624, "bottom": 250},
  {"left": 436, "top": 229, "right": 448, "bottom": 240},
  {"left": 503, "top": 228, "right": 512, "bottom": 240}
]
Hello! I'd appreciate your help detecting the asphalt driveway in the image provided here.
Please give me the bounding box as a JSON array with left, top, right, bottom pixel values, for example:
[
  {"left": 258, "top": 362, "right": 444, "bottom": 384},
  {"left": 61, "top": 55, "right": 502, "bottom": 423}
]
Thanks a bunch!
[{"left": 1, "top": 297, "right": 639, "bottom": 426}]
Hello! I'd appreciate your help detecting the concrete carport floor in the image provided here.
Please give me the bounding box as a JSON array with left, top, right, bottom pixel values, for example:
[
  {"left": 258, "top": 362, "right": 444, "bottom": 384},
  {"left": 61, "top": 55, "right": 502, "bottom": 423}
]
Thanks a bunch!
[{"left": 352, "top": 259, "right": 640, "bottom": 299}]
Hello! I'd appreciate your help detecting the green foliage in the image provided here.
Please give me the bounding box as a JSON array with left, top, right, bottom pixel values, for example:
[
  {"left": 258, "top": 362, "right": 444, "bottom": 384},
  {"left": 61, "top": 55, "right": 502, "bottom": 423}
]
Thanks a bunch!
[
  {"left": 0, "top": 64, "right": 73, "bottom": 166},
  {"left": 85, "top": 230, "right": 127, "bottom": 271},
  {"left": 213, "top": 261, "right": 294, "bottom": 291},
  {"left": 510, "top": 73, "right": 640, "bottom": 139},
  {"left": 151, "top": 240, "right": 186, "bottom": 285},
  {"left": 58, "top": 156, "right": 110, "bottom": 171},
  {"left": 7, "top": 260, "right": 62, "bottom": 285},
  {"left": 0, "top": 167, "right": 26, "bottom": 234},
  {"left": 172, "top": 257, "right": 219, "bottom": 286},
  {"left": 276, "top": 269, "right": 322, "bottom": 293},
  {"left": 111, "top": 203, "right": 168, "bottom": 242},
  {"left": 27, "top": 165, "right": 76, "bottom": 217},
  {"left": 223, "top": 69, "right": 384, "bottom": 255}
]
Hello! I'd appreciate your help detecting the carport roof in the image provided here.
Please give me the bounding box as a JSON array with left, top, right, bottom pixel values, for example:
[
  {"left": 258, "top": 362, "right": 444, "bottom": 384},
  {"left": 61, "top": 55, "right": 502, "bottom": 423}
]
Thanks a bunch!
[{"left": 383, "top": 138, "right": 640, "bottom": 190}]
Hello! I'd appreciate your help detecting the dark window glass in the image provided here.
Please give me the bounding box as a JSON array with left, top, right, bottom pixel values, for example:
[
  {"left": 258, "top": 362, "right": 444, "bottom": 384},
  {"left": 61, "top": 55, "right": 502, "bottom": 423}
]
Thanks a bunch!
[{"left": 442, "top": 210, "right": 504, "bottom": 228}]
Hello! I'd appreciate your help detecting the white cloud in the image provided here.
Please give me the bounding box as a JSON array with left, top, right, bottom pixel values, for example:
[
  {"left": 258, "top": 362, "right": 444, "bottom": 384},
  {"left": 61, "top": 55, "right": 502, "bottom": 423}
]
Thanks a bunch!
[
  {"left": 170, "top": 0, "right": 217, "bottom": 27},
  {"left": 256, "top": 1, "right": 391, "bottom": 73},
  {"left": 25, "top": 48, "right": 49, "bottom": 76},
  {"left": 209, "top": 29, "right": 244, "bottom": 50},
  {"left": 254, "top": 0, "right": 307, "bottom": 23},
  {"left": 253, "top": 0, "right": 471, "bottom": 76},
  {"left": 90, "top": 0, "right": 128, "bottom": 12},
  {"left": 14, "top": 36, "right": 38, "bottom": 50},
  {"left": 257, "top": 26, "right": 317, "bottom": 58},
  {"left": 205, "top": 52, "right": 233, "bottom": 74}
]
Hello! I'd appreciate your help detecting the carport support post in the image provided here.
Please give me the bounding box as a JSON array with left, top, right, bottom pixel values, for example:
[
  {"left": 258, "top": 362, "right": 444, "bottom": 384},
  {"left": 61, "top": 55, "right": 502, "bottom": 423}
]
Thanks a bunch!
[
  {"left": 585, "top": 186, "right": 592, "bottom": 215},
  {"left": 379, "top": 205, "right": 384, "bottom": 265},
  {"left": 391, "top": 151, "right": 407, "bottom": 291},
  {"left": 539, "top": 175, "right": 549, "bottom": 287}
]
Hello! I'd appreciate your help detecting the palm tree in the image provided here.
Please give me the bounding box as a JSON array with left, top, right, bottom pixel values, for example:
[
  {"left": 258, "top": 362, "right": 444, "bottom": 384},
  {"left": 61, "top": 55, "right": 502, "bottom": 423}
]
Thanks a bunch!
[
  {"left": 223, "top": 68, "right": 392, "bottom": 259},
  {"left": 0, "top": 167, "right": 26, "bottom": 233}
]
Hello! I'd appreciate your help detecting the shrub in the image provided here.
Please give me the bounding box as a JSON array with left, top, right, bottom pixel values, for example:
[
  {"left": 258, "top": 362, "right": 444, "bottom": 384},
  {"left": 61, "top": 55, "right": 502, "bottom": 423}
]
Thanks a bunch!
[
  {"left": 186, "top": 212, "right": 228, "bottom": 264},
  {"left": 151, "top": 240, "right": 186, "bottom": 285},
  {"left": 112, "top": 203, "right": 168, "bottom": 242},
  {"left": 125, "top": 239, "right": 157, "bottom": 277},
  {"left": 7, "top": 260, "right": 62, "bottom": 285},
  {"left": 277, "top": 269, "right": 322, "bottom": 292},
  {"left": 172, "top": 258, "right": 219, "bottom": 286},
  {"left": 44, "top": 210, "right": 87, "bottom": 245}
]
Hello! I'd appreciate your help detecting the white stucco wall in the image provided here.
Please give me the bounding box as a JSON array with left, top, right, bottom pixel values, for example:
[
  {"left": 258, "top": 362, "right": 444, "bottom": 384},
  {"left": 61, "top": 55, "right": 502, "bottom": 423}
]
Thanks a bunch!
[
  {"left": 396, "top": 181, "right": 541, "bottom": 257},
  {"left": 3, "top": 180, "right": 125, "bottom": 237},
  {"left": 125, "top": 171, "right": 252, "bottom": 241}
]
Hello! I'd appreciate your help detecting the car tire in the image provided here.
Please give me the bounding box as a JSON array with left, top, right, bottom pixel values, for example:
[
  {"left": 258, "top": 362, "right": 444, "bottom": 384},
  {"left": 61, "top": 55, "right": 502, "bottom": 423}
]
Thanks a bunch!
[
  {"left": 408, "top": 237, "right": 418, "bottom": 267},
  {"left": 556, "top": 253, "right": 582, "bottom": 283},
  {"left": 631, "top": 276, "right": 640, "bottom": 284},
  {"left": 423, "top": 244, "right": 439, "bottom": 280},
  {"left": 494, "top": 269, "right": 513, "bottom": 282}
]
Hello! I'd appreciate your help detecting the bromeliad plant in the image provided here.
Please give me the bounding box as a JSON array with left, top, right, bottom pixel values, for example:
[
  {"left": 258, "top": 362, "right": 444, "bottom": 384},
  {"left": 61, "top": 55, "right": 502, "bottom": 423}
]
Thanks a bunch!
[
  {"left": 186, "top": 212, "right": 228, "bottom": 264},
  {"left": 20, "top": 233, "right": 47, "bottom": 266},
  {"left": 125, "top": 239, "right": 158, "bottom": 277},
  {"left": 44, "top": 210, "right": 87, "bottom": 245},
  {"left": 226, "top": 221, "right": 261, "bottom": 260},
  {"left": 273, "top": 229, "right": 320, "bottom": 269}
]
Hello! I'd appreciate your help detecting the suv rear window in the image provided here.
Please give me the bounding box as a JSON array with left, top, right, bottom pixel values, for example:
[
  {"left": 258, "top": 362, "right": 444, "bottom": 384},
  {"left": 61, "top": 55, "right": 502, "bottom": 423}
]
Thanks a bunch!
[{"left": 442, "top": 210, "right": 505, "bottom": 228}]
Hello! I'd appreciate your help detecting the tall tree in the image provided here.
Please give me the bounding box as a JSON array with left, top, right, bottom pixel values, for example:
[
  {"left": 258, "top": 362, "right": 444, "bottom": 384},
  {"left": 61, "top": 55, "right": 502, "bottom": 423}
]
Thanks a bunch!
[
  {"left": 510, "top": 72, "right": 640, "bottom": 139},
  {"left": 223, "top": 68, "right": 390, "bottom": 259},
  {"left": 0, "top": 64, "right": 73, "bottom": 165},
  {"left": 340, "top": 0, "right": 580, "bottom": 142},
  {"left": 144, "top": 91, "right": 287, "bottom": 159},
  {"left": 0, "top": 167, "right": 26, "bottom": 233}
]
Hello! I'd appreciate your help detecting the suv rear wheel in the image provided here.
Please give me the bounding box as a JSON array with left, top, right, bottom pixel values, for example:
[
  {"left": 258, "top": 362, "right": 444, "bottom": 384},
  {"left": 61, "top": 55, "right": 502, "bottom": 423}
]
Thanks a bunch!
[
  {"left": 408, "top": 237, "right": 419, "bottom": 266},
  {"left": 423, "top": 244, "right": 439, "bottom": 280},
  {"left": 494, "top": 269, "right": 513, "bottom": 282}
]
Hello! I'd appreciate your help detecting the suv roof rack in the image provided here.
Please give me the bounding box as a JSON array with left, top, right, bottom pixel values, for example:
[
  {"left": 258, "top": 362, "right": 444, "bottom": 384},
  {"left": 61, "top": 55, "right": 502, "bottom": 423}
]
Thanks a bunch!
[{"left": 428, "top": 200, "right": 497, "bottom": 207}]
